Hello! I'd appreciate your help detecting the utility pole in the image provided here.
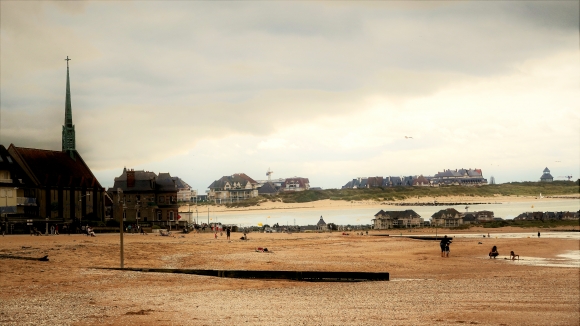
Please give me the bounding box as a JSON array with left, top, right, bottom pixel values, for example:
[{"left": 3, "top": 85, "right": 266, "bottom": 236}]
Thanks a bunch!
[{"left": 117, "top": 188, "right": 125, "bottom": 269}]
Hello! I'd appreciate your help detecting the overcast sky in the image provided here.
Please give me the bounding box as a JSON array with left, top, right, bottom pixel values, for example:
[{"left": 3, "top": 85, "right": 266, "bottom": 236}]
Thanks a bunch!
[{"left": 1, "top": 1, "right": 578, "bottom": 191}]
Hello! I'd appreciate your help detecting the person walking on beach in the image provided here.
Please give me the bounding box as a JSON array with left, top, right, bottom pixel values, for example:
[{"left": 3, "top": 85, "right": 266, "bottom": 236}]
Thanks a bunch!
[
  {"left": 226, "top": 227, "right": 231, "bottom": 240},
  {"left": 537, "top": 231, "right": 540, "bottom": 238},
  {"left": 440, "top": 235, "right": 452, "bottom": 257}
]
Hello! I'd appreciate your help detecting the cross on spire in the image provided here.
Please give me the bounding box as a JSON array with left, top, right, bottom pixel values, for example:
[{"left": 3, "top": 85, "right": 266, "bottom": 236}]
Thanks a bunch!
[{"left": 62, "top": 56, "right": 76, "bottom": 157}]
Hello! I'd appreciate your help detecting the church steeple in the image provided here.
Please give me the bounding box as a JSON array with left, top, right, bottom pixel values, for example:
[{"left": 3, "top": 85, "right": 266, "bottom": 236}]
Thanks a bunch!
[{"left": 62, "top": 56, "right": 76, "bottom": 158}]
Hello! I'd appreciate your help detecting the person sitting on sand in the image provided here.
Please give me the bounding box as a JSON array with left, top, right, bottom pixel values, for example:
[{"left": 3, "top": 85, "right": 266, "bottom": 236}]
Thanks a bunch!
[
  {"left": 510, "top": 251, "right": 519, "bottom": 260},
  {"left": 489, "top": 245, "right": 499, "bottom": 259},
  {"left": 87, "top": 227, "right": 96, "bottom": 237}
]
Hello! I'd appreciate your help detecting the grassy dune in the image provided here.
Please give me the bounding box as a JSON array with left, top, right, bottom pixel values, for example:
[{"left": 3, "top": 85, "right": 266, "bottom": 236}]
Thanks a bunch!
[{"left": 271, "top": 181, "right": 578, "bottom": 204}]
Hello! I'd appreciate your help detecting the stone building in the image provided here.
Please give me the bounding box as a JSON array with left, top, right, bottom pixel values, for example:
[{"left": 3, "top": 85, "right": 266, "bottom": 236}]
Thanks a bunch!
[
  {"left": 111, "top": 168, "right": 179, "bottom": 228},
  {"left": 431, "top": 208, "right": 463, "bottom": 227},
  {"left": 372, "top": 210, "right": 423, "bottom": 229},
  {"left": 207, "top": 173, "right": 258, "bottom": 203}
]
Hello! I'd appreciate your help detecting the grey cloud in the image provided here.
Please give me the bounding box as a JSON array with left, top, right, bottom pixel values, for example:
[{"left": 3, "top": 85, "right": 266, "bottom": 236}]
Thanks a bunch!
[{"left": 1, "top": 1, "right": 578, "bottom": 173}]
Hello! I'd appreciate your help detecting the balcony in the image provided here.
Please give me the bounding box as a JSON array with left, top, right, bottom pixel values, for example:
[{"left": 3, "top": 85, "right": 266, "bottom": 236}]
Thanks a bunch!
[{"left": 17, "top": 197, "right": 37, "bottom": 206}]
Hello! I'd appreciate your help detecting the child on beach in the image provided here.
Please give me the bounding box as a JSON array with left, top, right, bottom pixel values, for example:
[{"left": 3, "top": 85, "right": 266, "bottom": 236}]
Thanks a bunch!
[{"left": 510, "top": 251, "right": 519, "bottom": 260}]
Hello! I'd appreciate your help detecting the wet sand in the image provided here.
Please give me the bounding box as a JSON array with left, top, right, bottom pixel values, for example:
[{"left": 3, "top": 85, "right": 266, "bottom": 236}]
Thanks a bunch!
[{"left": 0, "top": 229, "right": 579, "bottom": 325}]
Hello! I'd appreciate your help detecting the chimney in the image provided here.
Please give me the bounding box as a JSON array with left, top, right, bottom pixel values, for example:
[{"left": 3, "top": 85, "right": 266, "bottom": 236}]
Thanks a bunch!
[{"left": 127, "top": 170, "right": 135, "bottom": 188}]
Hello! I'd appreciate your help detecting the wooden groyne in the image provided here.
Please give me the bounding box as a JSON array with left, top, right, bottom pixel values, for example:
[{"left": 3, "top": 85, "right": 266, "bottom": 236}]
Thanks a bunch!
[
  {"left": 388, "top": 202, "right": 500, "bottom": 206},
  {"left": 406, "top": 236, "right": 453, "bottom": 241},
  {"left": 0, "top": 254, "right": 49, "bottom": 261},
  {"left": 97, "top": 267, "right": 389, "bottom": 282}
]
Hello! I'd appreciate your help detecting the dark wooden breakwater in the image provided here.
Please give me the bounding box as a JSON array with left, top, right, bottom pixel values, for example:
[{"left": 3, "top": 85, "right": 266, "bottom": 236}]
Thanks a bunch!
[
  {"left": 0, "top": 254, "right": 49, "bottom": 261},
  {"left": 97, "top": 267, "right": 389, "bottom": 282},
  {"left": 406, "top": 236, "right": 453, "bottom": 241},
  {"left": 389, "top": 202, "right": 500, "bottom": 206}
]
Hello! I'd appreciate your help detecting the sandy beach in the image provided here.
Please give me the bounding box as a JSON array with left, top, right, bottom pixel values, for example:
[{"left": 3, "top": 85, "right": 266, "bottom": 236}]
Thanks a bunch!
[
  {"left": 1, "top": 228, "right": 578, "bottom": 325},
  {"left": 183, "top": 195, "right": 580, "bottom": 215}
]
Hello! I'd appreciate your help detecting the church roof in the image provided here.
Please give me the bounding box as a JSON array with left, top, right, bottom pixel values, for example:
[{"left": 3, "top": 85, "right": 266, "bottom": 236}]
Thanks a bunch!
[
  {"left": 317, "top": 216, "right": 327, "bottom": 226},
  {"left": 8, "top": 145, "right": 102, "bottom": 189},
  {"left": 543, "top": 167, "right": 550, "bottom": 173}
]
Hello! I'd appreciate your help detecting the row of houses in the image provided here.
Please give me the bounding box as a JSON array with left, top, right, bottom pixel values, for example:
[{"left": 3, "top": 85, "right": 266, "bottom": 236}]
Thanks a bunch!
[
  {"left": 372, "top": 208, "right": 496, "bottom": 229},
  {"left": 343, "top": 168, "right": 488, "bottom": 189},
  {"left": 372, "top": 208, "right": 579, "bottom": 229},
  {"left": 206, "top": 173, "right": 310, "bottom": 203},
  {"left": 514, "top": 211, "right": 578, "bottom": 221}
]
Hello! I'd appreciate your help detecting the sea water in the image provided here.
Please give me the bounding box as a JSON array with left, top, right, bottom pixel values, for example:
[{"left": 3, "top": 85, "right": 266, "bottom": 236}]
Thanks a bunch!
[{"left": 197, "top": 199, "right": 579, "bottom": 227}]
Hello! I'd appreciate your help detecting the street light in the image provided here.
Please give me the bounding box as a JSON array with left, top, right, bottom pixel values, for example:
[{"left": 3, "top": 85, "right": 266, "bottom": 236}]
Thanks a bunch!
[{"left": 78, "top": 192, "right": 91, "bottom": 227}]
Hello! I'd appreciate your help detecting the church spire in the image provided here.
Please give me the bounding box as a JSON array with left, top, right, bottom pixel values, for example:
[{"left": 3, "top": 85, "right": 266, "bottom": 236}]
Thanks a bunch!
[{"left": 62, "top": 56, "right": 76, "bottom": 158}]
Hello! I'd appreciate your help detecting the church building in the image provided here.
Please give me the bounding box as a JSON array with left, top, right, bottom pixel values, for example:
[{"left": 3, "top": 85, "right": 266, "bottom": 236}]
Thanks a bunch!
[{"left": 2, "top": 57, "right": 105, "bottom": 232}]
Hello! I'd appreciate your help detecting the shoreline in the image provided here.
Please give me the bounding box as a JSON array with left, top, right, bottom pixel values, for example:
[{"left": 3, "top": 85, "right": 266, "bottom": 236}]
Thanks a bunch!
[{"left": 179, "top": 195, "right": 580, "bottom": 214}]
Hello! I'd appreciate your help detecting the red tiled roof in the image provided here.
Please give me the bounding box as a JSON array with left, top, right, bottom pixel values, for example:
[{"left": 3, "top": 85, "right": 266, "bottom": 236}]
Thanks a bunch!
[{"left": 8, "top": 145, "right": 102, "bottom": 189}]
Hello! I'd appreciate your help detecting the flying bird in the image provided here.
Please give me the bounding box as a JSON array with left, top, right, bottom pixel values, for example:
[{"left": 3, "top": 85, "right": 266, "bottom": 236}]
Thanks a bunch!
[{"left": 405, "top": 136, "right": 413, "bottom": 139}]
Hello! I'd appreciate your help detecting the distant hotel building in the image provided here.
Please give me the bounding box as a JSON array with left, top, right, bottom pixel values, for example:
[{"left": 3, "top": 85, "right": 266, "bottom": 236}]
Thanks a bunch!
[{"left": 343, "top": 168, "right": 487, "bottom": 189}]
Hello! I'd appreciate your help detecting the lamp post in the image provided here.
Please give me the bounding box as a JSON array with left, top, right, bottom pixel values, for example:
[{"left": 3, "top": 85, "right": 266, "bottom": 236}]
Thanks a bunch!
[
  {"left": 117, "top": 188, "right": 125, "bottom": 269},
  {"left": 78, "top": 193, "right": 90, "bottom": 226},
  {"left": 121, "top": 202, "right": 125, "bottom": 268},
  {"left": 2, "top": 187, "right": 17, "bottom": 234}
]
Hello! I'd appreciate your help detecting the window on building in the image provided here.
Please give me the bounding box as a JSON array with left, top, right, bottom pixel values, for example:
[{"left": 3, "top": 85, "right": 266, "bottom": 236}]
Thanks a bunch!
[
  {"left": 136, "top": 211, "right": 141, "bottom": 219},
  {"left": 158, "top": 196, "right": 165, "bottom": 203},
  {"left": 169, "top": 211, "right": 174, "bottom": 221},
  {"left": 157, "top": 211, "right": 162, "bottom": 220}
]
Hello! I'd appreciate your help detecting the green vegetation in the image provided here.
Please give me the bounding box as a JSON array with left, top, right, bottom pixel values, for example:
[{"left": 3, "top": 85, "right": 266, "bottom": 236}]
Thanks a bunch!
[
  {"left": 272, "top": 181, "right": 578, "bottom": 204},
  {"left": 224, "top": 197, "right": 267, "bottom": 208},
  {"left": 444, "top": 219, "right": 579, "bottom": 230},
  {"left": 177, "top": 182, "right": 577, "bottom": 208}
]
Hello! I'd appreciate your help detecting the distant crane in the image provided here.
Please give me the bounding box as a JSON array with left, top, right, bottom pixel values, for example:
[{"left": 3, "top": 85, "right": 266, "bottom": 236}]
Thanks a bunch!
[
  {"left": 557, "top": 176, "right": 573, "bottom": 181},
  {"left": 266, "top": 167, "right": 274, "bottom": 181}
]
